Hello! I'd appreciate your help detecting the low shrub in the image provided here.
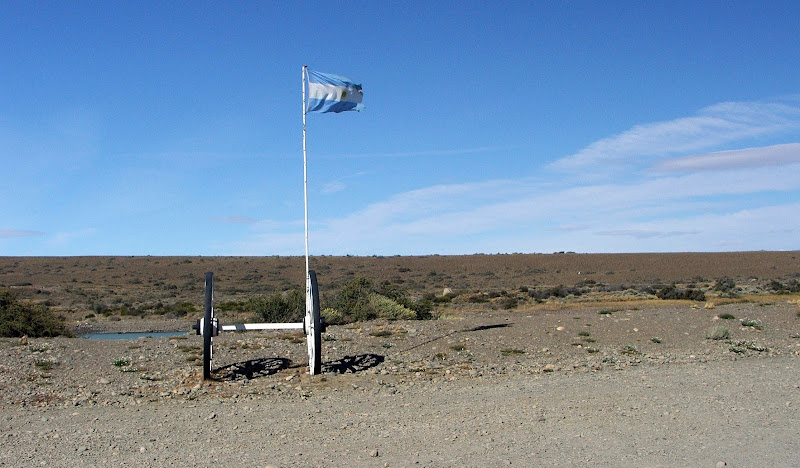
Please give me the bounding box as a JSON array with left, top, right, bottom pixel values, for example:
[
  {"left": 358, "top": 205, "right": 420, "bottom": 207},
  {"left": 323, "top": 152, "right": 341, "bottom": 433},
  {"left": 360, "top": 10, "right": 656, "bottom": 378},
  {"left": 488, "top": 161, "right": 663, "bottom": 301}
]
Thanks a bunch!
[
  {"left": 499, "top": 296, "right": 519, "bottom": 309},
  {"left": 620, "top": 344, "right": 639, "bottom": 355},
  {"left": 713, "top": 277, "right": 738, "bottom": 297},
  {"left": 706, "top": 325, "right": 730, "bottom": 340},
  {"left": 252, "top": 289, "right": 305, "bottom": 323},
  {"left": 366, "top": 293, "right": 416, "bottom": 320},
  {"left": 0, "top": 289, "right": 73, "bottom": 338},
  {"left": 740, "top": 318, "right": 764, "bottom": 330},
  {"left": 328, "top": 277, "right": 432, "bottom": 323},
  {"left": 656, "top": 285, "right": 706, "bottom": 301},
  {"left": 528, "top": 285, "right": 582, "bottom": 300}
]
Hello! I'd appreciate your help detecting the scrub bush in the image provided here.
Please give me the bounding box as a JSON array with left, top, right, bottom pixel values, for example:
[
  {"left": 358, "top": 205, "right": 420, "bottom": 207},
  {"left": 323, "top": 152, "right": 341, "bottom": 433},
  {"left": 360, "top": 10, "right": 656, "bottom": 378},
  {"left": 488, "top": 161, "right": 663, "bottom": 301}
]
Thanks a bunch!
[{"left": 0, "top": 289, "right": 73, "bottom": 338}]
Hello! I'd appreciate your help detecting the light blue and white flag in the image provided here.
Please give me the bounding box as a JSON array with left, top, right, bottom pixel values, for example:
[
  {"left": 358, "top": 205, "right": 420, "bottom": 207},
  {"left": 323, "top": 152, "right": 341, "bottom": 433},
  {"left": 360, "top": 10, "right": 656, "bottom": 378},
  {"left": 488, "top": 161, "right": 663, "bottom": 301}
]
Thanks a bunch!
[{"left": 306, "top": 70, "right": 364, "bottom": 113}]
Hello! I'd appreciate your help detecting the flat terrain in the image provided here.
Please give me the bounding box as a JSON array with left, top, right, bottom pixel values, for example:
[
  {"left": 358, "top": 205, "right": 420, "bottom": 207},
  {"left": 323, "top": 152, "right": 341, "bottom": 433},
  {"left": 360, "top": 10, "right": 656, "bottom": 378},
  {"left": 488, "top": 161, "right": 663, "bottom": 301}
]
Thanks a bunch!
[{"left": 1, "top": 253, "right": 800, "bottom": 466}]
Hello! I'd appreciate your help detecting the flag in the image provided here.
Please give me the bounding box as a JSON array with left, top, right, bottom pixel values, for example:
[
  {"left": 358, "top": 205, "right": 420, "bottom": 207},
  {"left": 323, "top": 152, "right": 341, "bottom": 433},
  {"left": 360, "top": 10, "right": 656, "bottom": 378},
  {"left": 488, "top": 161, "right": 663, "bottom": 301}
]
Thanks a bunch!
[{"left": 306, "top": 70, "right": 364, "bottom": 113}]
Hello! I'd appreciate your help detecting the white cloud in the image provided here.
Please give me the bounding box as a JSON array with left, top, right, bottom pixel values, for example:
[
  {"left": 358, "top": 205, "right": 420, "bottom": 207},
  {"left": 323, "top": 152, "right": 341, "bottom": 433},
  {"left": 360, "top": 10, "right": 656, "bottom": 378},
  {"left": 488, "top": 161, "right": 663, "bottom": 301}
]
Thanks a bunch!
[
  {"left": 228, "top": 160, "right": 800, "bottom": 255},
  {"left": 0, "top": 229, "right": 44, "bottom": 238},
  {"left": 212, "top": 215, "right": 256, "bottom": 224},
  {"left": 227, "top": 97, "right": 800, "bottom": 255},
  {"left": 653, "top": 143, "right": 800, "bottom": 172},
  {"left": 322, "top": 181, "right": 346, "bottom": 194},
  {"left": 46, "top": 228, "right": 97, "bottom": 247},
  {"left": 319, "top": 146, "right": 506, "bottom": 159},
  {"left": 551, "top": 98, "right": 800, "bottom": 171}
]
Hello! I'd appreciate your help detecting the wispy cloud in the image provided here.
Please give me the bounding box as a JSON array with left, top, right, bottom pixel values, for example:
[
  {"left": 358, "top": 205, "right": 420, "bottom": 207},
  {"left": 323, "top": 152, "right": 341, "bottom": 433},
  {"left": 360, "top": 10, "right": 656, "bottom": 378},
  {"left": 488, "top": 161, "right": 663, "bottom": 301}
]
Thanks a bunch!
[
  {"left": 653, "top": 142, "right": 800, "bottom": 172},
  {"left": 551, "top": 98, "right": 800, "bottom": 171},
  {"left": 228, "top": 97, "right": 800, "bottom": 255},
  {"left": 321, "top": 181, "right": 346, "bottom": 194},
  {"left": 212, "top": 215, "right": 256, "bottom": 224},
  {"left": 319, "top": 146, "right": 508, "bottom": 159},
  {"left": 0, "top": 229, "right": 44, "bottom": 238},
  {"left": 46, "top": 228, "right": 96, "bottom": 247},
  {"left": 596, "top": 229, "right": 699, "bottom": 239}
]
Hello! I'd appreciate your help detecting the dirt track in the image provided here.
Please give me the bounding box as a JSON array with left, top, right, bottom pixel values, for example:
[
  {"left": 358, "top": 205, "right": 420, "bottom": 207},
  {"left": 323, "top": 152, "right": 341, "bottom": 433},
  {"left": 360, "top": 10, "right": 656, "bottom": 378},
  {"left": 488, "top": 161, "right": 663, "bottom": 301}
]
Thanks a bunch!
[
  {"left": 2, "top": 357, "right": 798, "bottom": 467},
  {"left": 2, "top": 301, "right": 799, "bottom": 467}
]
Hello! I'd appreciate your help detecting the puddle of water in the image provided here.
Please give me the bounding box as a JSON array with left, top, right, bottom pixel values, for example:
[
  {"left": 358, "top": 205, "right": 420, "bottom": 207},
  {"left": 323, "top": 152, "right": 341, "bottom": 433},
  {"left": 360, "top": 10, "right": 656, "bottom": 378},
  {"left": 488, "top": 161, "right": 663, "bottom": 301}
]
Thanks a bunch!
[{"left": 80, "top": 331, "right": 189, "bottom": 340}]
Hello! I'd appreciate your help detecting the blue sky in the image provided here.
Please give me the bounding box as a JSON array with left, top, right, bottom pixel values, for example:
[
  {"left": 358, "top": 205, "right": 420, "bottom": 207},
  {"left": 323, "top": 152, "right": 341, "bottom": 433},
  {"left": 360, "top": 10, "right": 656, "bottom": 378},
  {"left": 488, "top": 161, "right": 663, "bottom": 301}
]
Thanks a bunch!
[{"left": 2, "top": 1, "right": 800, "bottom": 256}]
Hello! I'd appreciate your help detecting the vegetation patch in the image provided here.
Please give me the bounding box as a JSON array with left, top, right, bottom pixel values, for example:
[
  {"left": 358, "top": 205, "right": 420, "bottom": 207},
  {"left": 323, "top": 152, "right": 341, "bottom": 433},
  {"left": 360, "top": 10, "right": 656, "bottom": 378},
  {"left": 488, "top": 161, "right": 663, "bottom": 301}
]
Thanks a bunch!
[
  {"left": 729, "top": 340, "right": 767, "bottom": 354},
  {"left": 34, "top": 358, "right": 58, "bottom": 372},
  {"left": 620, "top": 344, "right": 639, "bottom": 355},
  {"left": 112, "top": 357, "right": 132, "bottom": 367},
  {"left": 0, "top": 289, "right": 72, "bottom": 338},
  {"left": 656, "top": 284, "right": 706, "bottom": 301},
  {"left": 706, "top": 326, "right": 730, "bottom": 340},
  {"left": 325, "top": 277, "right": 433, "bottom": 324},
  {"left": 713, "top": 277, "right": 739, "bottom": 298},
  {"left": 717, "top": 313, "right": 736, "bottom": 320},
  {"left": 740, "top": 318, "right": 763, "bottom": 330},
  {"left": 501, "top": 348, "right": 525, "bottom": 356}
]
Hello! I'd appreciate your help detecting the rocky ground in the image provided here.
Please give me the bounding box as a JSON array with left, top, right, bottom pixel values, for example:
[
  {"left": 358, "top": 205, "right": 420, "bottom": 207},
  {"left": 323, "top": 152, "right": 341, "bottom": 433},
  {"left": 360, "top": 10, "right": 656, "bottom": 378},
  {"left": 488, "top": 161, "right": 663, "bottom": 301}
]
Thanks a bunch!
[{"left": 2, "top": 300, "right": 799, "bottom": 466}]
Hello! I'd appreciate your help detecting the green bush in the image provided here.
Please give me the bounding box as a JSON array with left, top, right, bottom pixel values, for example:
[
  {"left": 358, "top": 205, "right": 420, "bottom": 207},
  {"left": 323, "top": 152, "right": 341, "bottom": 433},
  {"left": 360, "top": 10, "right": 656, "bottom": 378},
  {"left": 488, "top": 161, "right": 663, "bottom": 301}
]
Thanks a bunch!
[
  {"left": 251, "top": 289, "right": 305, "bottom": 323},
  {"left": 367, "top": 293, "right": 416, "bottom": 320},
  {"left": 161, "top": 302, "right": 198, "bottom": 317},
  {"left": 713, "top": 277, "right": 738, "bottom": 297},
  {"left": 0, "top": 289, "right": 73, "bottom": 338},
  {"left": 656, "top": 284, "right": 706, "bottom": 301},
  {"left": 328, "top": 277, "right": 431, "bottom": 323}
]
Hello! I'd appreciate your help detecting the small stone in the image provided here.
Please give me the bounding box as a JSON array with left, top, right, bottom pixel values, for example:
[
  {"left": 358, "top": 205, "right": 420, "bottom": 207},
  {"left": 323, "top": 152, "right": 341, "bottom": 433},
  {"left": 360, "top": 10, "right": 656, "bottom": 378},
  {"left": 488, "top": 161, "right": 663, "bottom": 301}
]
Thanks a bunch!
[
  {"left": 556, "top": 326, "right": 565, "bottom": 331},
  {"left": 98, "top": 378, "right": 110, "bottom": 385},
  {"left": 371, "top": 449, "right": 379, "bottom": 457},
  {"left": 207, "top": 413, "right": 216, "bottom": 420},
  {"left": 716, "top": 462, "right": 727, "bottom": 467}
]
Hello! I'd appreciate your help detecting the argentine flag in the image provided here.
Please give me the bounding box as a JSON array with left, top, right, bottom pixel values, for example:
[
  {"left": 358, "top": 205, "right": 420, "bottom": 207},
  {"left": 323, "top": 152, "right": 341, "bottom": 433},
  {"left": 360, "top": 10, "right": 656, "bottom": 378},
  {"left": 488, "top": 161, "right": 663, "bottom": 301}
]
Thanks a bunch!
[{"left": 306, "top": 70, "right": 364, "bottom": 113}]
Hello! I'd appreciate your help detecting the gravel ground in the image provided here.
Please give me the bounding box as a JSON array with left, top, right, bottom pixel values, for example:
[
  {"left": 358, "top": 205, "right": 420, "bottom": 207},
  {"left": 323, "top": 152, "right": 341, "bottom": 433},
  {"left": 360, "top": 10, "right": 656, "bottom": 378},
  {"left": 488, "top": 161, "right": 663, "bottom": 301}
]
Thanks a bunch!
[{"left": 2, "top": 301, "right": 799, "bottom": 466}]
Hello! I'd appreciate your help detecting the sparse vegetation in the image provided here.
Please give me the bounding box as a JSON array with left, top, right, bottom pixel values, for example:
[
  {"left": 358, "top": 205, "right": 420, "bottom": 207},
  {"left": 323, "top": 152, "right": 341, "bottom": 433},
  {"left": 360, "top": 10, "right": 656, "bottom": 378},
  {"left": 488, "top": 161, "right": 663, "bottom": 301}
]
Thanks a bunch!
[
  {"left": 501, "top": 348, "right": 525, "bottom": 356},
  {"left": 252, "top": 290, "right": 305, "bottom": 323},
  {"left": 112, "top": 357, "right": 132, "bottom": 367},
  {"left": 0, "top": 289, "right": 73, "bottom": 338},
  {"left": 706, "top": 326, "right": 730, "bottom": 340},
  {"left": 729, "top": 340, "right": 767, "bottom": 354},
  {"left": 34, "top": 358, "right": 58, "bottom": 371},
  {"left": 620, "top": 344, "right": 639, "bottom": 355},
  {"left": 717, "top": 313, "right": 736, "bottom": 320},
  {"left": 651, "top": 337, "right": 662, "bottom": 343},
  {"left": 326, "top": 277, "right": 432, "bottom": 323},
  {"left": 713, "top": 277, "right": 738, "bottom": 298},
  {"left": 740, "top": 318, "right": 764, "bottom": 330},
  {"left": 656, "top": 284, "right": 706, "bottom": 301}
]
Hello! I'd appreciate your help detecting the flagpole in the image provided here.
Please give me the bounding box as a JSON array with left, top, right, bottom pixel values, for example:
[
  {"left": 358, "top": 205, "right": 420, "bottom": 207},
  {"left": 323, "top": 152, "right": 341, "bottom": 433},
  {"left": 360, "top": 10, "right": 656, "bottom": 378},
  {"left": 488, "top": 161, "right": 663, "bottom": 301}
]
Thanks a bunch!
[{"left": 302, "top": 66, "right": 310, "bottom": 279}]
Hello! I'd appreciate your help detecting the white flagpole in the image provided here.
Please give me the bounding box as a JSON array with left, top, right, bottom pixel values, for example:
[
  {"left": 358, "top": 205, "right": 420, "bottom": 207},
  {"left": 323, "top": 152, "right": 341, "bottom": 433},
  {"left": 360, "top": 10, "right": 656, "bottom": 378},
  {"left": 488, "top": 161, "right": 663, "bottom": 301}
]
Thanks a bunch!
[{"left": 302, "top": 66, "right": 310, "bottom": 279}]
